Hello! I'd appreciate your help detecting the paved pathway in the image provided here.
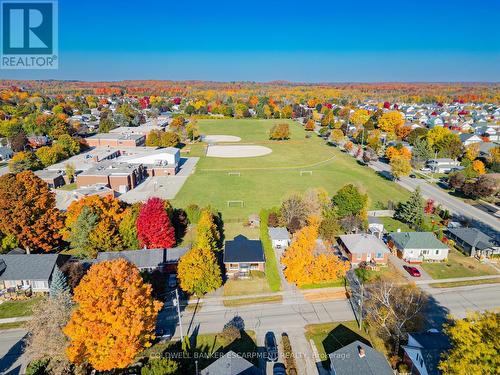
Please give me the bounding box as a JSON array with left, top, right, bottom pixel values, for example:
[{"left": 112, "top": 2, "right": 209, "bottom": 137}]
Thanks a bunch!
[{"left": 0, "top": 316, "right": 31, "bottom": 324}]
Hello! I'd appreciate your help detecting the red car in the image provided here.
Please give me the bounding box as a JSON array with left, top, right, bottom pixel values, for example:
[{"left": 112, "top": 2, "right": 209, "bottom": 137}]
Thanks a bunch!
[{"left": 403, "top": 265, "right": 421, "bottom": 277}]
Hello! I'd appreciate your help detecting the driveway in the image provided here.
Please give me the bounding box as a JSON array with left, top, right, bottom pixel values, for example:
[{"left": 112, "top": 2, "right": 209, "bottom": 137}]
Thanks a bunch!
[{"left": 389, "top": 255, "right": 433, "bottom": 281}]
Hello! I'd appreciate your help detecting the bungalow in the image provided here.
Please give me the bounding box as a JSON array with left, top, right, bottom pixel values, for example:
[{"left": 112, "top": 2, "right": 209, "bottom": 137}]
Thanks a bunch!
[
  {"left": 389, "top": 232, "right": 449, "bottom": 263},
  {"left": 268, "top": 227, "right": 291, "bottom": 249},
  {"left": 425, "top": 158, "right": 460, "bottom": 174},
  {"left": 201, "top": 350, "right": 260, "bottom": 375},
  {"left": 328, "top": 340, "right": 393, "bottom": 375},
  {"left": 459, "top": 133, "right": 482, "bottom": 146},
  {"left": 338, "top": 233, "right": 391, "bottom": 266},
  {"left": 0, "top": 254, "right": 70, "bottom": 293},
  {"left": 403, "top": 330, "right": 451, "bottom": 375},
  {"left": 446, "top": 227, "right": 499, "bottom": 258},
  {"left": 96, "top": 247, "right": 189, "bottom": 273},
  {"left": 223, "top": 235, "right": 265, "bottom": 278}
]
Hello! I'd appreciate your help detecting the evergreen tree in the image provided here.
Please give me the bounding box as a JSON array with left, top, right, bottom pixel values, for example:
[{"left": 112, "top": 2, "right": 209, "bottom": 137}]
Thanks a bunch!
[
  {"left": 68, "top": 206, "right": 99, "bottom": 257},
  {"left": 394, "top": 188, "right": 424, "bottom": 228},
  {"left": 49, "top": 266, "right": 70, "bottom": 298}
]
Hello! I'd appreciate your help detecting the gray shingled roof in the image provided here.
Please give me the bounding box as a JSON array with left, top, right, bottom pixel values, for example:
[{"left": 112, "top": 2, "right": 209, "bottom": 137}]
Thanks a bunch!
[
  {"left": 339, "top": 234, "right": 390, "bottom": 254},
  {"left": 224, "top": 236, "right": 265, "bottom": 263},
  {"left": 328, "top": 340, "right": 393, "bottom": 375},
  {"left": 403, "top": 332, "right": 451, "bottom": 375},
  {"left": 0, "top": 254, "right": 61, "bottom": 281},
  {"left": 446, "top": 227, "right": 497, "bottom": 250},
  {"left": 268, "top": 227, "right": 290, "bottom": 241},
  {"left": 200, "top": 351, "right": 259, "bottom": 375},
  {"left": 390, "top": 232, "right": 449, "bottom": 250},
  {"left": 96, "top": 247, "right": 188, "bottom": 268}
]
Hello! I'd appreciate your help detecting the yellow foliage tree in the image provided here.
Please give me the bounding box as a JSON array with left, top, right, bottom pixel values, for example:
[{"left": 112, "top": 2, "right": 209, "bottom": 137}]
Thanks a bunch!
[
  {"left": 464, "top": 143, "right": 479, "bottom": 161},
  {"left": 350, "top": 109, "right": 370, "bottom": 127},
  {"left": 281, "top": 224, "right": 348, "bottom": 286},
  {"left": 426, "top": 126, "right": 451, "bottom": 147},
  {"left": 472, "top": 159, "right": 486, "bottom": 175},
  {"left": 64, "top": 259, "right": 162, "bottom": 371},
  {"left": 378, "top": 111, "right": 405, "bottom": 133},
  {"left": 177, "top": 246, "right": 222, "bottom": 297},
  {"left": 390, "top": 155, "right": 412, "bottom": 179},
  {"left": 195, "top": 209, "right": 220, "bottom": 252}
]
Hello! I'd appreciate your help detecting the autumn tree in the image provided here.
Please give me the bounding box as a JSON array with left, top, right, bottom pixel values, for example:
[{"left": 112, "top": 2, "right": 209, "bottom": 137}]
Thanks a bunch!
[
  {"left": 472, "top": 159, "right": 486, "bottom": 175},
  {"left": 177, "top": 246, "right": 222, "bottom": 297},
  {"left": 304, "top": 119, "right": 315, "bottom": 131},
  {"left": 365, "top": 280, "right": 428, "bottom": 354},
  {"left": 64, "top": 259, "right": 162, "bottom": 371},
  {"left": 331, "top": 184, "right": 368, "bottom": 218},
  {"left": 137, "top": 197, "right": 176, "bottom": 249},
  {"left": 64, "top": 195, "right": 126, "bottom": 256},
  {"left": 0, "top": 171, "right": 64, "bottom": 252},
  {"left": 378, "top": 111, "right": 405, "bottom": 134},
  {"left": 281, "top": 223, "right": 348, "bottom": 286},
  {"left": 390, "top": 155, "right": 412, "bottom": 179},
  {"left": 8, "top": 151, "right": 42, "bottom": 173},
  {"left": 279, "top": 194, "right": 308, "bottom": 232},
  {"left": 195, "top": 209, "right": 220, "bottom": 252},
  {"left": 464, "top": 143, "right": 479, "bottom": 161},
  {"left": 269, "top": 123, "right": 290, "bottom": 140},
  {"left": 350, "top": 109, "right": 370, "bottom": 128},
  {"left": 24, "top": 291, "right": 74, "bottom": 375},
  {"left": 118, "top": 203, "right": 141, "bottom": 249},
  {"left": 329, "top": 129, "right": 345, "bottom": 144},
  {"left": 439, "top": 311, "right": 499, "bottom": 375}
]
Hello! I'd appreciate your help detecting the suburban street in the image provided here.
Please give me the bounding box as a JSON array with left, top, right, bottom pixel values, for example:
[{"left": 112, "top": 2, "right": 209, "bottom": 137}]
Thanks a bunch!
[
  {"left": 0, "top": 329, "right": 27, "bottom": 375},
  {"left": 370, "top": 160, "right": 500, "bottom": 233}
]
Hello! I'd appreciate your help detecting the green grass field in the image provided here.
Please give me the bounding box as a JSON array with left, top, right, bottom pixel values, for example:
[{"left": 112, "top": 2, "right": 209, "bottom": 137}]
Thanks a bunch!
[
  {"left": 173, "top": 119, "right": 409, "bottom": 220},
  {"left": 0, "top": 296, "right": 42, "bottom": 319}
]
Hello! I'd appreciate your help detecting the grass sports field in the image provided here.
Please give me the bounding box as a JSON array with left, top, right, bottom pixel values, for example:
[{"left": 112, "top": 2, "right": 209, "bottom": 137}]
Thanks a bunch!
[{"left": 172, "top": 119, "right": 409, "bottom": 221}]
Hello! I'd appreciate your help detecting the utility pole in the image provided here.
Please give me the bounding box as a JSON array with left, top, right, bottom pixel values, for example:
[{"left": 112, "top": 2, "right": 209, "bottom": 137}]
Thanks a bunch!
[{"left": 174, "top": 288, "right": 184, "bottom": 341}]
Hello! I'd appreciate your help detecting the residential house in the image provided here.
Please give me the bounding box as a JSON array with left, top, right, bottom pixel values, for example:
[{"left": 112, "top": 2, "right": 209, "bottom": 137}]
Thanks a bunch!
[
  {"left": 35, "top": 170, "right": 66, "bottom": 189},
  {"left": 328, "top": 340, "right": 393, "bottom": 375},
  {"left": 96, "top": 247, "right": 189, "bottom": 273},
  {"left": 85, "top": 133, "right": 146, "bottom": 148},
  {"left": 338, "top": 233, "right": 391, "bottom": 265},
  {"left": 425, "top": 159, "right": 460, "bottom": 174},
  {"left": 403, "top": 330, "right": 451, "bottom": 375},
  {"left": 200, "top": 350, "right": 260, "bottom": 375},
  {"left": 223, "top": 235, "right": 265, "bottom": 278},
  {"left": 0, "top": 146, "right": 13, "bottom": 161},
  {"left": 27, "top": 135, "right": 49, "bottom": 149},
  {"left": 427, "top": 117, "right": 443, "bottom": 128},
  {"left": 389, "top": 232, "right": 449, "bottom": 263},
  {"left": 446, "top": 227, "right": 499, "bottom": 258},
  {"left": 459, "top": 133, "right": 482, "bottom": 146},
  {"left": 268, "top": 227, "right": 291, "bottom": 249},
  {"left": 0, "top": 254, "right": 70, "bottom": 293}
]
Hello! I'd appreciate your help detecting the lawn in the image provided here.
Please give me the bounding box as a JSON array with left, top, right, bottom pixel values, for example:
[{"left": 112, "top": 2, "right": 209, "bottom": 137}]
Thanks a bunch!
[
  {"left": 305, "top": 321, "right": 386, "bottom": 369},
  {"left": 422, "top": 248, "right": 499, "bottom": 279},
  {"left": 260, "top": 210, "right": 281, "bottom": 291},
  {"left": 223, "top": 295, "right": 283, "bottom": 307},
  {"left": 172, "top": 119, "right": 409, "bottom": 221},
  {"left": 57, "top": 183, "right": 77, "bottom": 191},
  {"left": 0, "top": 296, "right": 43, "bottom": 319},
  {"left": 223, "top": 273, "right": 271, "bottom": 296},
  {"left": 299, "top": 279, "right": 345, "bottom": 289},
  {"left": 379, "top": 217, "right": 414, "bottom": 233},
  {"left": 431, "top": 278, "right": 500, "bottom": 288}
]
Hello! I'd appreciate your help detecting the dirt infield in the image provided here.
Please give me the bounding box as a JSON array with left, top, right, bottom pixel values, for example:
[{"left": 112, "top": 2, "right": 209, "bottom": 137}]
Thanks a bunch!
[
  {"left": 206, "top": 145, "right": 273, "bottom": 158},
  {"left": 201, "top": 135, "right": 241, "bottom": 143}
]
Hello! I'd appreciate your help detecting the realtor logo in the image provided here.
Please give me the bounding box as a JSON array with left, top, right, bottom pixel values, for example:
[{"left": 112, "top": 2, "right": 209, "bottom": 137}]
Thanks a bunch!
[{"left": 1, "top": 0, "right": 58, "bottom": 69}]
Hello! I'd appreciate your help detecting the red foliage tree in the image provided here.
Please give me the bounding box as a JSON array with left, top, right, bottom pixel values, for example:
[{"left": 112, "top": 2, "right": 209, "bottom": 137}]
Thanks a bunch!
[
  {"left": 136, "top": 197, "right": 175, "bottom": 249},
  {"left": 424, "top": 199, "right": 435, "bottom": 215}
]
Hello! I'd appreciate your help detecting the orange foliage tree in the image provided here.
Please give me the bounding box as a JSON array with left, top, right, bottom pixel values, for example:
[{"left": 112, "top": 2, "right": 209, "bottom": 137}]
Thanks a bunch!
[
  {"left": 64, "top": 259, "right": 162, "bottom": 371},
  {"left": 281, "top": 224, "right": 348, "bottom": 286},
  {"left": 0, "top": 171, "right": 64, "bottom": 252},
  {"left": 63, "top": 195, "right": 126, "bottom": 253}
]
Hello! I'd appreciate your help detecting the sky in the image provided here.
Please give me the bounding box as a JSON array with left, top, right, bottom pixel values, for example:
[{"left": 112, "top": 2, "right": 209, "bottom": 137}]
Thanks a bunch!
[{"left": 1, "top": 0, "right": 500, "bottom": 82}]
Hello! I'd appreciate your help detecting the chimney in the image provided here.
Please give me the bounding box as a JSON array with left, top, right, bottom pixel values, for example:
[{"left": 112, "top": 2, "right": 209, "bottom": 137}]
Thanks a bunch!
[{"left": 358, "top": 346, "right": 365, "bottom": 358}]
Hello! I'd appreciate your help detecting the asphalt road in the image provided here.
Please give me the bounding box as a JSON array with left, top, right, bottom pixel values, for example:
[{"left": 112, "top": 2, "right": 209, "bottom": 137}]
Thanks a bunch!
[
  {"left": 370, "top": 160, "right": 500, "bottom": 233},
  {"left": 0, "top": 329, "right": 27, "bottom": 375}
]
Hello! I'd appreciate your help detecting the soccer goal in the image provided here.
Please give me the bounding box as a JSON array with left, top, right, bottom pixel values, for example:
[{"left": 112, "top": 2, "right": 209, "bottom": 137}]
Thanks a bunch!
[
  {"left": 300, "top": 170, "right": 313, "bottom": 176},
  {"left": 228, "top": 172, "right": 241, "bottom": 176},
  {"left": 227, "top": 200, "right": 244, "bottom": 208}
]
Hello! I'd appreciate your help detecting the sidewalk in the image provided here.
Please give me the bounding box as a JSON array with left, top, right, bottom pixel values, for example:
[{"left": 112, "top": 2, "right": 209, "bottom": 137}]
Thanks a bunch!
[
  {"left": 0, "top": 316, "right": 31, "bottom": 324},
  {"left": 415, "top": 274, "right": 500, "bottom": 285}
]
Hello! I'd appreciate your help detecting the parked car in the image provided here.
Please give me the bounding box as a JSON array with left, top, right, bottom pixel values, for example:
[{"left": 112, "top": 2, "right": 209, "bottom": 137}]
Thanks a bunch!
[
  {"left": 403, "top": 265, "right": 421, "bottom": 277},
  {"left": 273, "top": 363, "right": 286, "bottom": 375},
  {"left": 265, "top": 332, "right": 279, "bottom": 362},
  {"left": 156, "top": 328, "right": 172, "bottom": 341},
  {"left": 409, "top": 173, "right": 416, "bottom": 178},
  {"left": 168, "top": 273, "right": 177, "bottom": 288}
]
